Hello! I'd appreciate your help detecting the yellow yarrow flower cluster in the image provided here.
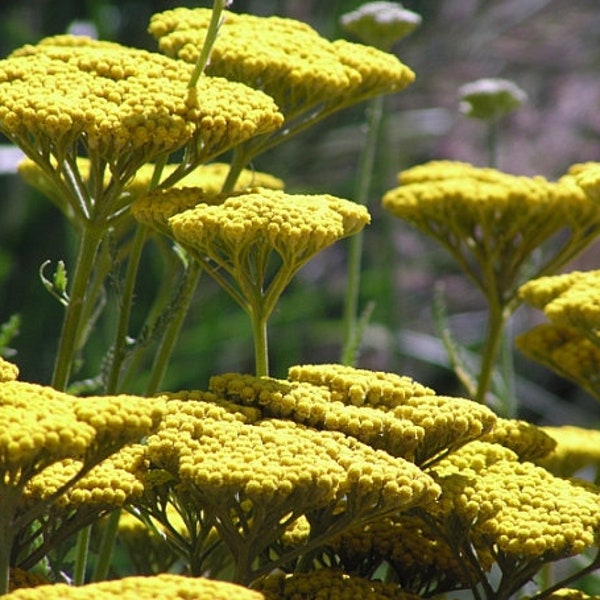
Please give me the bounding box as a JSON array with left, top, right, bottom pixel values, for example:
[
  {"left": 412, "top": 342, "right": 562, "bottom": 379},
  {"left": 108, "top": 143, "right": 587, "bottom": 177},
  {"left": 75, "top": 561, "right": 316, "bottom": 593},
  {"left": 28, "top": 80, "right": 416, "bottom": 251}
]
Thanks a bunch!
[
  {"left": 169, "top": 188, "right": 370, "bottom": 263},
  {"left": 23, "top": 445, "right": 147, "bottom": 510},
  {"left": 255, "top": 568, "right": 421, "bottom": 600},
  {"left": 0, "top": 357, "right": 19, "bottom": 383},
  {"left": 140, "top": 392, "right": 439, "bottom": 581},
  {"left": 148, "top": 399, "right": 436, "bottom": 510},
  {"left": 479, "top": 417, "right": 556, "bottom": 461},
  {"left": 0, "top": 379, "right": 163, "bottom": 487},
  {"left": 382, "top": 160, "right": 600, "bottom": 304},
  {"left": 430, "top": 441, "right": 600, "bottom": 561},
  {"left": 287, "top": 363, "right": 434, "bottom": 408},
  {"left": 209, "top": 368, "right": 496, "bottom": 466},
  {"left": 5, "top": 34, "right": 283, "bottom": 163},
  {"left": 330, "top": 513, "right": 489, "bottom": 595},
  {"left": 149, "top": 8, "right": 414, "bottom": 124},
  {"left": 519, "top": 270, "right": 600, "bottom": 339},
  {"left": 537, "top": 425, "right": 600, "bottom": 478},
  {"left": 209, "top": 365, "right": 496, "bottom": 466},
  {"left": 568, "top": 161, "right": 600, "bottom": 205},
  {"left": 4, "top": 574, "right": 264, "bottom": 600},
  {"left": 516, "top": 323, "right": 600, "bottom": 399}
]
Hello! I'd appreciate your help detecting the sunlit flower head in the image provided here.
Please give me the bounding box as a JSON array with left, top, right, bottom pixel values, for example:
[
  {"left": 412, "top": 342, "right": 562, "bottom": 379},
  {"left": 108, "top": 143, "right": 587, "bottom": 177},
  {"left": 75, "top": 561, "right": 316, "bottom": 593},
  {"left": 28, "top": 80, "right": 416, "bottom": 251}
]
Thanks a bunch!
[
  {"left": 0, "top": 357, "right": 19, "bottom": 382},
  {"left": 383, "top": 160, "right": 600, "bottom": 305},
  {"left": 149, "top": 8, "right": 414, "bottom": 125},
  {"left": 4, "top": 574, "right": 264, "bottom": 599}
]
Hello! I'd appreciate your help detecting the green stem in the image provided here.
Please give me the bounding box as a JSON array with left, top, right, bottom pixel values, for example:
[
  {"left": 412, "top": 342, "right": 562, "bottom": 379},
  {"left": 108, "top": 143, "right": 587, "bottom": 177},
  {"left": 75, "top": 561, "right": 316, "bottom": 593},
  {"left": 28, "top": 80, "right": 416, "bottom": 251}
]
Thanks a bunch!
[
  {"left": 73, "top": 524, "right": 91, "bottom": 585},
  {"left": 251, "top": 315, "right": 269, "bottom": 378},
  {"left": 91, "top": 509, "right": 121, "bottom": 582},
  {"left": 475, "top": 299, "right": 509, "bottom": 409},
  {"left": 250, "top": 308, "right": 269, "bottom": 377},
  {"left": 187, "top": 0, "right": 229, "bottom": 88},
  {"left": 340, "top": 94, "right": 384, "bottom": 365},
  {"left": 52, "top": 223, "right": 104, "bottom": 391},
  {"left": 221, "top": 146, "right": 251, "bottom": 194},
  {"left": 145, "top": 260, "right": 203, "bottom": 395},
  {"left": 105, "top": 225, "right": 148, "bottom": 394}
]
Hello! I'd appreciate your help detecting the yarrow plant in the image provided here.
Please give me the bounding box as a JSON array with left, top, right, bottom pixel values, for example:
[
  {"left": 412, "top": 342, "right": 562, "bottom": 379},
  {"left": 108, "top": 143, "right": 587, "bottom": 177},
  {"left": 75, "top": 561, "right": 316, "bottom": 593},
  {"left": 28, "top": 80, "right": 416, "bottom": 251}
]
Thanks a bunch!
[{"left": 1, "top": 2, "right": 600, "bottom": 600}]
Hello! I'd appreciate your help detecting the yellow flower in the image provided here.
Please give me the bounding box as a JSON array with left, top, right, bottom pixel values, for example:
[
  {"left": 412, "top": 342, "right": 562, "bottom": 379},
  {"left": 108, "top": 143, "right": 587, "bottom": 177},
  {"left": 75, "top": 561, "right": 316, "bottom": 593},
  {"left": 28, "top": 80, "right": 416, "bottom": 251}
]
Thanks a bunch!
[
  {"left": 516, "top": 323, "right": 600, "bottom": 400},
  {"left": 2, "top": 35, "right": 282, "bottom": 227},
  {"left": 4, "top": 574, "right": 264, "bottom": 599},
  {"left": 0, "top": 357, "right": 19, "bottom": 382},
  {"left": 537, "top": 425, "right": 600, "bottom": 478},
  {"left": 210, "top": 368, "right": 496, "bottom": 467},
  {"left": 519, "top": 270, "right": 600, "bottom": 339},
  {"left": 164, "top": 189, "right": 369, "bottom": 328},
  {"left": 142, "top": 394, "right": 438, "bottom": 581},
  {"left": 255, "top": 568, "right": 421, "bottom": 600},
  {"left": 169, "top": 188, "right": 369, "bottom": 264},
  {"left": 149, "top": 8, "right": 414, "bottom": 124},
  {"left": 479, "top": 417, "right": 557, "bottom": 461},
  {"left": 287, "top": 363, "right": 434, "bottom": 409},
  {"left": 382, "top": 160, "right": 600, "bottom": 305},
  {"left": 23, "top": 445, "right": 147, "bottom": 510},
  {"left": 569, "top": 161, "right": 600, "bottom": 205},
  {"left": 331, "top": 513, "right": 489, "bottom": 594},
  {"left": 431, "top": 441, "right": 600, "bottom": 561}
]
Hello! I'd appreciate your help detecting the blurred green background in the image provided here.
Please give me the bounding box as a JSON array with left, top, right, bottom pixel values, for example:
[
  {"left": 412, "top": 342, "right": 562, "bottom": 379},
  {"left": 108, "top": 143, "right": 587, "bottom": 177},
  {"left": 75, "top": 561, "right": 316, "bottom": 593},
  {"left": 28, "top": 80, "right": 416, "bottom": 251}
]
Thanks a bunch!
[{"left": 1, "top": 0, "right": 599, "bottom": 426}]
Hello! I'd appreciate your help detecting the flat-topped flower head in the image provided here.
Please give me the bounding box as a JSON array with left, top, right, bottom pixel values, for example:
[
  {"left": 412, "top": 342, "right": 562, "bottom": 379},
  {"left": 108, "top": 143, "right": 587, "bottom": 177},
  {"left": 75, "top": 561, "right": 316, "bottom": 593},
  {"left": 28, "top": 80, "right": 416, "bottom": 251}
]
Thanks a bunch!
[
  {"left": 431, "top": 441, "right": 600, "bottom": 562},
  {"left": 165, "top": 188, "right": 369, "bottom": 332},
  {"left": 4, "top": 574, "right": 264, "bottom": 600},
  {"left": 519, "top": 270, "right": 600, "bottom": 339},
  {"left": 341, "top": 2, "right": 422, "bottom": 50},
  {"left": 256, "top": 568, "right": 421, "bottom": 600},
  {"left": 538, "top": 425, "right": 600, "bottom": 477},
  {"left": 169, "top": 188, "right": 369, "bottom": 261},
  {"left": 0, "top": 357, "right": 19, "bottom": 382},
  {"left": 567, "top": 161, "right": 600, "bottom": 205},
  {"left": 0, "top": 381, "right": 163, "bottom": 483},
  {"left": 1, "top": 35, "right": 282, "bottom": 228},
  {"left": 149, "top": 8, "right": 414, "bottom": 128},
  {"left": 209, "top": 370, "right": 496, "bottom": 467},
  {"left": 383, "top": 160, "right": 600, "bottom": 305},
  {"left": 479, "top": 417, "right": 557, "bottom": 461},
  {"left": 23, "top": 445, "right": 147, "bottom": 510},
  {"left": 287, "top": 363, "right": 434, "bottom": 409},
  {"left": 516, "top": 323, "right": 600, "bottom": 400},
  {"left": 144, "top": 394, "right": 438, "bottom": 581}
]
